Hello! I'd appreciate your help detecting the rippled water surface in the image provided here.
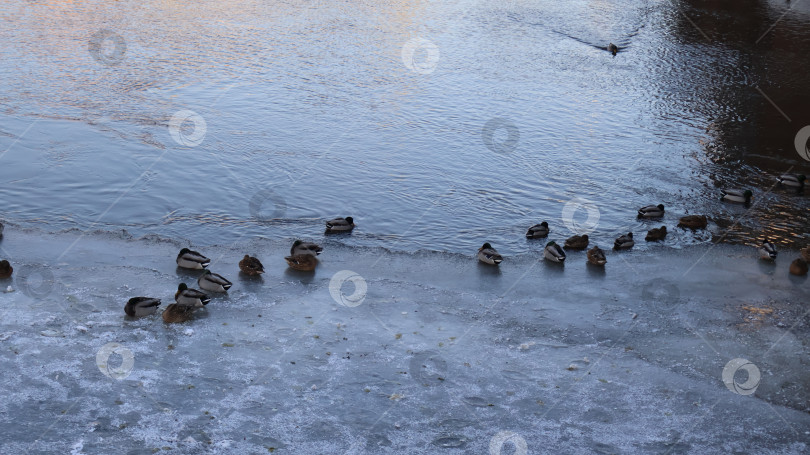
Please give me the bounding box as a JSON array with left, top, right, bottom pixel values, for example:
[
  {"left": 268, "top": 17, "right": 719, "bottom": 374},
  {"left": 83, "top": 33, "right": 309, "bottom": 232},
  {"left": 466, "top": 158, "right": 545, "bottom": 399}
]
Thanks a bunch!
[{"left": 1, "top": 0, "right": 809, "bottom": 254}]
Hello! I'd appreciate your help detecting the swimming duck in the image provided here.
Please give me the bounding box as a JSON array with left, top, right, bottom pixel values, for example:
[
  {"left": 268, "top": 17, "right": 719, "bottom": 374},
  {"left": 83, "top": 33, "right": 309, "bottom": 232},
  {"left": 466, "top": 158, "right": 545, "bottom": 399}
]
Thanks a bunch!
[
  {"left": 790, "top": 258, "right": 808, "bottom": 276},
  {"left": 284, "top": 254, "right": 318, "bottom": 271},
  {"left": 758, "top": 239, "right": 777, "bottom": 261},
  {"left": 721, "top": 189, "right": 753, "bottom": 204},
  {"left": 645, "top": 226, "right": 667, "bottom": 241},
  {"left": 564, "top": 234, "right": 589, "bottom": 250},
  {"left": 801, "top": 245, "right": 810, "bottom": 262},
  {"left": 637, "top": 204, "right": 665, "bottom": 218},
  {"left": 544, "top": 241, "right": 566, "bottom": 263},
  {"left": 777, "top": 174, "right": 806, "bottom": 190},
  {"left": 239, "top": 255, "right": 265, "bottom": 275},
  {"left": 586, "top": 246, "right": 606, "bottom": 266},
  {"left": 175, "top": 283, "right": 210, "bottom": 307},
  {"left": 678, "top": 215, "right": 707, "bottom": 229},
  {"left": 325, "top": 217, "right": 355, "bottom": 233},
  {"left": 197, "top": 270, "right": 232, "bottom": 292},
  {"left": 477, "top": 243, "right": 503, "bottom": 265},
  {"left": 124, "top": 297, "right": 161, "bottom": 317},
  {"left": 608, "top": 43, "right": 618, "bottom": 55},
  {"left": 526, "top": 222, "right": 550, "bottom": 239},
  {"left": 614, "top": 232, "right": 635, "bottom": 250},
  {"left": 0, "top": 260, "right": 11, "bottom": 279},
  {"left": 291, "top": 240, "right": 323, "bottom": 256},
  {"left": 176, "top": 248, "right": 210, "bottom": 269},
  {"left": 162, "top": 303, "right": 196, "bottom": 323}
]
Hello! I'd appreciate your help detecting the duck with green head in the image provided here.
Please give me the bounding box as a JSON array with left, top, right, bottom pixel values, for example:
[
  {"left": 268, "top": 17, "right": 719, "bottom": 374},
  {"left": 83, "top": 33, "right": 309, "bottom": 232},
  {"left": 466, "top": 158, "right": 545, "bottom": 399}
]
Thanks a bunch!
[
  {"left": 777, "top": 174, "right": 806, "bottom": 190},
  {"left": 291, "top": 240, "right": 323, "bottom": 256},
  {"left": 197, "top": 270, "right": 232, "bottom": 293},
  {"left": 325, "top": 217, "right": 355, "bottom": 233},
  {"left": 477, "top": 243, "right": 503, "bottom": 265},
  {"left": 124, "top": 297, "right": 161, "bottom": 317},
  {"left": 526, "top": 222, "right": 549, "bottom": 239},
  {"left": 720, "top": 189, "right": 753, "bottom": 204},
  {"left": 176, "top": 248, "right": 210, "bottom": 269},
  {"left": 175, "top": 283, "right": 210, "bottom": 307},
  {"left": 544, "top": 241, "right": 566, "bottom": 263},
  {"left": 637, "top": 204, "right": 665, "bottom": 218}
]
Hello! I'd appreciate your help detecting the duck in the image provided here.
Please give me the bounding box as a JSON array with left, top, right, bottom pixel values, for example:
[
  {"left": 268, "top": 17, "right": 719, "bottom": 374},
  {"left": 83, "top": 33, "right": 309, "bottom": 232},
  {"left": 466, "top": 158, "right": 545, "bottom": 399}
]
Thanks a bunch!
[
  {"left": 721, "top": 189, "right": 753, "bottom": 204},
  {"left": 586, "top": 246, "right": 606, "bottom": 266},
  {"left": 291, "top": 240, "right": 323, "bottom": 256},
  {"left": 614, "top": 232, "right": 635, "bottom": 250},
  {"left": 162, "top": 304, "right": 196, "bottom": 323},
  {"left": 608, "top": 43, "right": 618, "bottom": 55},
  {"left": 801, "top": 245, "right": 810, "bottom": 262},
  {"left": 544, "top": 241, "right": 566, "bottom": 263},
  {"left": 526, "top": 222, "right": 550, "bottom": 239},
  {"left": 175, "top": 283, "right": 210, "bottom": 307},
  {"left": 197, "top": 270, "right": 232, "bottom": 292},
  {"left": 325, "top": 217, "right": 355, "bottom": 233},
  {"left": 645, "top": 226, "right": 667, "bottom": 241},
  {"left": 564, "top": 234, "right": 589, "bottom": 250},
  {"left": 477, "top": 243, "right": 503, "bottom": 265},
  {"left": 637, "top": 204, "right": 665, "bottom": 218},
  {"left": 239, "top": 255, "right": 265, "bottom": 275},
  {"left": 790, "top": 258, "right": 808, "bottom": 276},
  {"left": 0, "top": 260, "right": 12, "bottom": 279},
  {"left": 678, "top": 215, "right": 707, "bottom": 229},
  {"left": 0, "top": 221, "right": 4, "bottom": 237},
  {"left": 176, "top": 248, "right": 210, "bottom": 269},
  {"left": 777, "top": 174, "right": 806, "bottom": 190},
  {"left": 758, "top": 238, "right": 777, "bottom": 261},
  {"left": 284, "top": 254, "right": 318, "bottom": 271},
  {"left": 124, "top": 297, "right": 161, "bottom": 317}
]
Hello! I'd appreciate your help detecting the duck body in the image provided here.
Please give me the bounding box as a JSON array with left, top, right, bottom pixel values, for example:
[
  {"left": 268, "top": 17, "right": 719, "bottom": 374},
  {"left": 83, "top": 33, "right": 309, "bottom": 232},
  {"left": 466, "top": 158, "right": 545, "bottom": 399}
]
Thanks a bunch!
[
  {"left": 197, "top": 270, "right": 232, "bottom": 292},
  {"left": 564, "top": 234, "right": 589, "bottom": 250},
  {"left": 285, "top": 254, "right": 318, "bottom": 271},
  {"left": 175, "top": 283, "right": 210, "bottom": 307},
  {"left": 721, "top": 189, "right": 753, "bottom": 204},
  {"left": 614, "top": 232, "right": 635, "bottom": 250},
  {"left": 790, "top": 258, "right": 808, "bottom": 276},
  {"left": 291, "top": 240, "right": 323, "bottom": 256},
  {"left": 176, "top": 248, "right": 210, "bottom": 269},
  {"left": 777, "top": 174, "right": 806, "bottom": 189},
  {"left": 325, "top": 217, "right": 355, "bottom": 233},
  {"left": 239, "top": 255, "right": 264, "bottom": 275},
  {"left": 544, "top": 241, "right": 566, "bottom": 263},
  {"left": 526, "top": 222, "right": 549, "bottom": 239},
  {"left": 162, "top": 304, "right": 196, "bottom": 323},
  {"left": 678, "top": 215, "right": 707, "bottom": 229},
  {"left": 608, "top": 43, "right": 618, "bottom": 55},
  {"left": 586, "top": 246, "right": 606, "bottom": 266},
  {"left": 124, "top": 297, "right": 161, "bottom": 317},
  {"left": 477, "top": 243, "right": 503, "bottom": 265},
  {"left": 0, "top": 260, "right": 12, "bottom": 279},
  {"left": 645, "top": 226, "right": 667, "bottom": 241},
  {"left": 801, "top": 246, "right": 810, "bottom": 262},
  {"left": 637, "top": 204, "right": 665, "bottom": 218},
  {"left": 758, "top": 239, "right": 777, "bottom": 261},
  {"left": 0, "top": 222, "right": 4, "bottom": 237}
]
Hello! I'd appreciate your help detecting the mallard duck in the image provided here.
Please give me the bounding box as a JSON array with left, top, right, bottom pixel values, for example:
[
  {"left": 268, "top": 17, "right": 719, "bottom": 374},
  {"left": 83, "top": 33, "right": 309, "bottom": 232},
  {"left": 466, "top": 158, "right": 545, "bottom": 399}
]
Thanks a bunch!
[
  {"left": 325, "top": 217, "right": 355, "bottom": 233},
  {"left": 175, "top": 283, "right": 210, "bottom": 307},
  {"left": 162, "top": 303, "right": 196, "bottom": 323},
  {"left": 678, "top": 215, "right": 707, "bottom": 229},
  {"left": 291, "top": 240, "right": 323, "bottom": 256},
  {"left": 0, "top": 221, "right": 4, "bottom": 237},
  {"left": 608, "top": 43, "right": 618, "bottom": 55},
  {"left": 777, "top": 174, "right": 806, "bottom": 189},
  {"left": 758, "top": 238, "right": 777, "bottom": 261},
  {"left": 790, "top": 258, "right": 808, "bottom": 276},
  {"left": 614, "top": 232, "right": 635, "bottom": 250},
  {"left": 176, "top": 248, "right": 210, "bottom": 269},
  {"left": 564, "top": 234, "right": 589, "bottom": 250},
  {"left": 526, "top": 222, "right": 550, "bottom": 239},
  {"left": 197, "top": 270, "right": 232, "bottom": 292},
  {"left": 477, "top": 243, "right": 503, "bottom": 265},
  {"left": 239, "top": 255, "right": 264, "bottom": 275},
  {"left": 284, "top": 254, "right": 318, "bottom": 271},
  {"left": 637, "top": 204, "right": 665, "bottom": 218},
  {"left": 721, "top": 189, "right": 752, "bottom": 204},
  {"left": 586, "top": 246, "right": 606, "bottom": 266},
  {"left": 645, "top": 226, "right": 667, "bottom": 241},
  {"left": 0, "top": 260, "right": 11, "bottom": 279},
  {"left": 124, "top": 297, "right": 161, "bottom": 317},
  {"left": 544, "top": 241, "right": 566, "bottom": 263},
  {"left": 801, "top": 245, "right": 810, "bottom": 262}
]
